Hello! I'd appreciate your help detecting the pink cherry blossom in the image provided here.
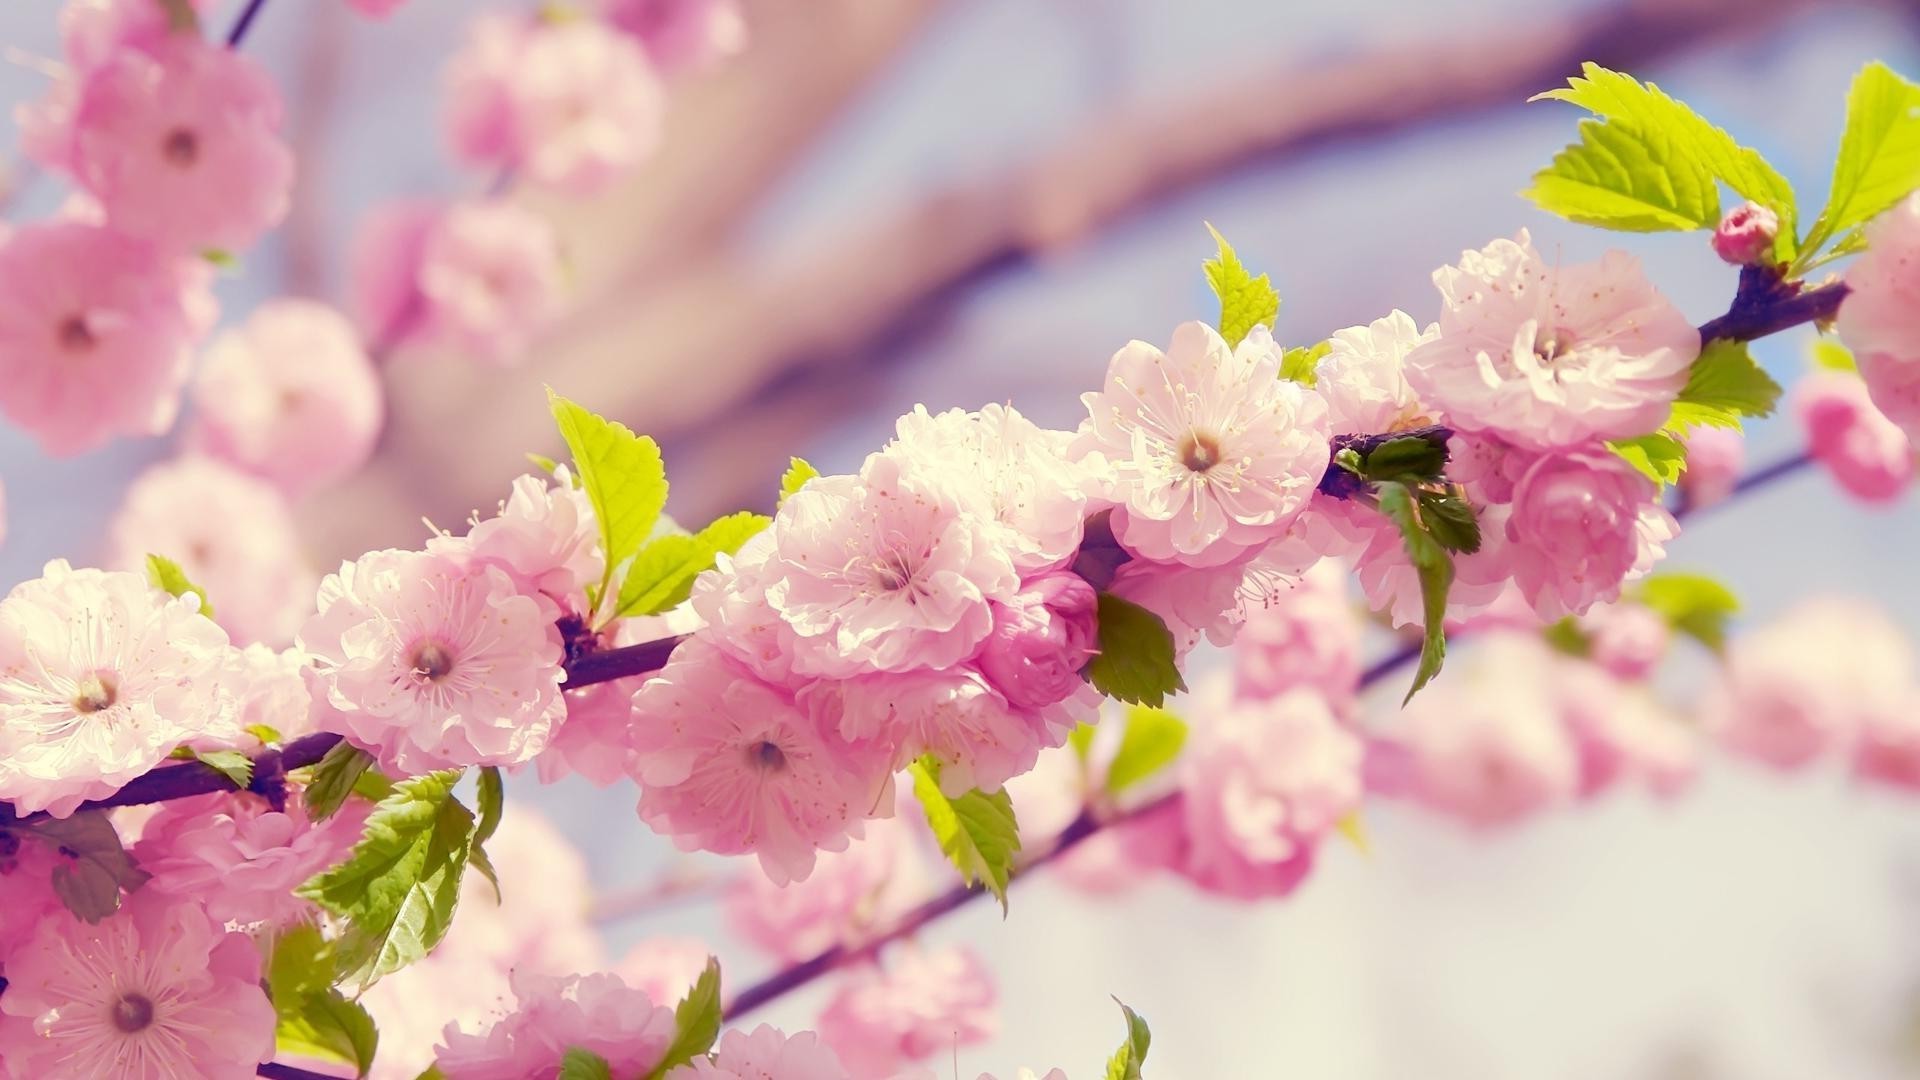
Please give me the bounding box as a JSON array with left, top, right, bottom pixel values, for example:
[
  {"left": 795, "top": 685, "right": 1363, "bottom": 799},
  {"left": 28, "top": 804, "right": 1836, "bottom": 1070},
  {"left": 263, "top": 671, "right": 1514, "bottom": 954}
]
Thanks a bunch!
[
  {"left": 434, "top": 970, "right": 678, "bottom": 1079},
  {"left": 1577, "top": 600, "right": 1671, "bottom": 680},
  {"left": 1404, "top": 231, "right": 1698, "bottom": 449},
  {"left": 349, "top": 198, "right": 438, "bottom": 348},
  {"left": 0, "top": 891, "right": 276, "bottom": 1080},
  {"left": 213, "top": 642, "right": 320, "bottom": 747},
  {"left": 445, "top": 14, "right": 665, "bottom": 195},
  {"left": 821, "top": 668, "right": 1078, "bottom": 796},
  {"left": 1504, "top": 445, "right": 1677, "bottom": 620},
  {"left": 1796, "top": 369, "right": 1915, "bottom": 503},
  {"left": 346, "top": 0, "right": 409, "bottom": 16},
  {"left": 0, "top": 561, "right": 231, "bottom": 817},
  {"left": 105, "top": 456, "right": 316, "bottom": 647},
  {"left": 1704, "top": 597, "right": 1912, "bottom": 770},
  {"left": 615, "top": 938, "right": 712, "bottom": 1007},
  {"left": 628, "top": 636, "right": 896, "bottom": 885},
  {"left": 187, "top": 300, "right": 384, "bottom": 496},
  {"left": 132, "top": 790, "right": 373, "bottom": 929},
  {"left": 1838, "top": 192, "right": 1920, "bottom": 440},
  {"left": 434, "top": 468, "right": 602, "bottom": 612},
  {"left": 1172, "top": 684, "right": 1362, "bottom": 899},
  {"left": 1315, "top": 309, "right": 1437, "bottom": 433},
  {"left": 1349, "top": 500, "right": 1515, "bottom": 629},
  {"left": 763, "top": 456, "right": 1019, "bottom": 677},
  {"left": 299, "top": 547, "right": 567, "bottom": 773},
  {"left": 884, "top": 404, "right": 1089, "bottom": 572},
  {"left": 0, "top": 840, "right": 64, "bottom": 962},
  {"left": 1392, "top": 636, "right": 1581, "bottom": 827},
  {"left": 817, "top": 945, "right": 998, "bottom": 1079},
  {"left": 65, "top": 38, "right": 291, "bottom": 256},
  {"left": 1853, "top": 698, "right": 1920, "bottom": 792},
  {"left": 1679, "top": 425, "right": 1745, "bottom": 509},
  {"left": 974, "top": 570, "right": 1098, "bottom": 710},
  {"left": 1562, "top": 674, "right": 1698, "bottom": 799},
  {"left": 1711, "top": 202, "right": 1780, "bottom": 266},
  {"left": 0, "top": 222, "right": 196, "bottom": 456},
  {"left": 669, "top": 1025, "right": 850, "bottom": 1080},
  {"left": 725, "top": 815, "right": 920, "bottom": 964},
  {"left": 1233, "top": 559, "right": 1362, "bottom": 706},
  {"left": 417, "top": 199, "right": 567, "bottom": 363},
  {"left": 602, "top": 0, "right": 748, "bottom": 73},
  {"left": 1075, "top": 322, "right": 1331, "bottom": 568},
  {"left": 689, "top": 529, "right": 803, "bottom": 682}
]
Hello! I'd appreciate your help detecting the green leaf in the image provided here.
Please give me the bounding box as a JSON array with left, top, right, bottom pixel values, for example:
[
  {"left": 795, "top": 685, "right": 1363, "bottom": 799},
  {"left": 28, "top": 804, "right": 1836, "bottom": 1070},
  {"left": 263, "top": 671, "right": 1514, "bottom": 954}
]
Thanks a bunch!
[
  {"left": 1634, "top": 572, "right": 1740, "bottom": 652},
  {"left": 1812, "top": 339, "right": 1858, "bottom": 373},
  {"left": 1532, "top": 62, "right": 1797, "bottom": 257},
  {"left": 1359, "top": 434, "right": 1448, "bottom": 485},
  {"left": 1542, "top": 617, "right": 1593, "bottom": 657},
  {"left": 295, "top": 770, "right": 475, "bottom": 991},
  {"left": 146, "top": 553, "right": 213, "bottom": 618},
  {"left": 1662, "top": 339, "right": 1782, "bottom": 435},
  {"left": 1085, "top": 594, "right": 1186, "bottom": 708},
  {"left": 1805, "top": 62, "right": 1920, "bottom": 260},
  {"left": 269, "top": 927, "right": 379, "bottom": 1078},
  {"left": 1374, "top": 480, "right": 1453, "bottom": 703},
  {"left": 15, "top": 812, "right": 149, "bottom": 923},
  {"left": 1104, "top": 706, "right": 1188, "bottom": 795},
  {"left": 193, "top": 749, "right": 253, "bottom": 790},
  {"left": 643, "top": 958, "right": 723, "bottom": 1080},
  {"left": 1202, "top": 223, "right": 1280, "bottom": 348},
  {"left": 908, "top": 756, "right": 1021, "bottom": 914},
  {"left": 304, "top": 741, "right": 376, "bottom": 824},
  {"left": 1280, "top": 341, "right": 1328, "bottom": 386},
  {"left": 780, "top": 457, "right": 819, "bottom": 504},
  {"left": 474, "top": 767, "right": 504, "bottom": 849},
  {"left": 247, "top": 723, "right": 284, "bottom": 746},
  {"left": 1416, "top": 490, "right": 1482, "bottom": 555},
  {"left": 526, "top": 452, "right": 560, "bottom": 475},
  {"left": 560, "top": 1049, "right": 614, "bottom": 1080},
  {"left": 548, "top": 389, "right": 670, "bottom": 608},
  {"left": 1104, "top": 999, "right": 1152, "bottom": 1080},
  {"left": 1609, "top": 433, "right": 1687, "bottom": 487},
  {"left": 1526, "top": 118, "right": 1722, "bottom": 232},
  {"left": 612, "top": 510, "right": 769, "bottom": 619}
]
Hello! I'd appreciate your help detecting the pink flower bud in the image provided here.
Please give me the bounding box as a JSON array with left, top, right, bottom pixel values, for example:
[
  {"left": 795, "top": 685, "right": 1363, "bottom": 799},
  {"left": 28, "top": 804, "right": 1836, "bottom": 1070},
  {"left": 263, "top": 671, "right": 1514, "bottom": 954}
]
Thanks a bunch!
[
  {"left": 976, "top": 571, "right": 1098, "bottom": 710},
  {"left": 1711, "top": 202, "right": 1780, "bottom": 265}
]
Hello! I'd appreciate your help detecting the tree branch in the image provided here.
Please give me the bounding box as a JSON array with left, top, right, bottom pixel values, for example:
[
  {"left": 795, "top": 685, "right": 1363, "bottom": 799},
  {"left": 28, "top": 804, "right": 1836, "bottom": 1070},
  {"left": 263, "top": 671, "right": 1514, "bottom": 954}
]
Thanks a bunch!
[{"left": 225, "top": 0, "right": 273, "bottom": 48}]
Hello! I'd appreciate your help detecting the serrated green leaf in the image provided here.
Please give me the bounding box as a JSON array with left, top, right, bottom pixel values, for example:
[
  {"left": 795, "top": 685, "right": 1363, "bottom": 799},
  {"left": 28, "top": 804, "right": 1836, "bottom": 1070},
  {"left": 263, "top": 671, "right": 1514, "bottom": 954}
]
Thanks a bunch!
[
  {"left": 909, "top": 757, "right": 1020, "bottom": 913},
  {"left": 548, "top": 390, "right": 669, "bottom": 611},
  {"left": 1104, "top": 999, "right": 1152, "bottom": 1080},
  {"left": 1086, "top": 594, "right": 1186, "bottom": 708},
  {"left": 1526, "top": 118, "right": 1721, "bottom": 231},
  {"left": 643, "top": 958, "right": 723, "bottom": 1080},
  {"left": 1417, "top": 490, "right": 1482, "bottom": 555},
  {"left": 1104, "top": 706, "right": 1187, "bottom": 795},
  {"left": 1533, "top": 62, "right": 1797, "bottom": 257},
  {"left": 1662, "top": 339, "right": 1782, "bottom": 435},
  {"left": 1202, "top": 224, "right": 1280, "bottom": 348},
  {"left": 269, "top": 926, "right": 379, "bottom": 1077},
  {"left": 1609, "top": 433, "right": 1687, "bottom": 487},
  {"left": 470, "top": 766, "right": 505, "bottom": 903},
  {"left": 1804, "top": 62, "right": 1920, "bottom": 261},
  {"left": 1374, "top": 481, "right": 1452, "bottom": 703},
  {"left": 194, "top": 749, "right": 253, "bottom": 790},
  {"left": 1812, "top": 339, "right": 1858, "bottom": 372},
  {"left": 1634, "top": 572, "right": 1740, "bottom": 652},
  {"left": 305, "top": 741, "right": 376, "bottom": 823},
  {"left": 1360, "top": 434, "right": 1448, "bottom": 485},
  {"left": 146, "top": 553, "right": 213, "bottom": 618},
  {"left": 1280, "top": 341, "right": 1328, "bottom": 386},
  {"left": 780, "top": 457, "right": 819, "bottom": 504},
  {"left": 613, "top": 510, "right": 769, "bottom": 619},
  {"left": 560, "top": 1049, "right": 614, "bottom": 1080},
  {"left": 295, "top": 769, "right": 474, "bottom": 991},
  {"left": 14, "top": 812, "right": 149, "bottom": 923}
]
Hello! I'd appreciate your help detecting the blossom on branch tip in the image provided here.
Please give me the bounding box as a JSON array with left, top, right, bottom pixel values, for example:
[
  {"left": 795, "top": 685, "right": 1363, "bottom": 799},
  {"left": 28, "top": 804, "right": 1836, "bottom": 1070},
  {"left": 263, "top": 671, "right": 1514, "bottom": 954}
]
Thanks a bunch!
[
  {"left": 975, "top": 570, "right": 1100, "bottom": 710},
  {"left": 1075, "top": 321, "right": 1331, "bottom": 568},
  {"left": 1711, "top": 202, "right": 1780, "bottom": 266},
  {"left": 299, "top": 547, "right": 567, "bottom": 773},
  {"left": 1404, "top": 231, "right": 1697, "bottom": 449}
]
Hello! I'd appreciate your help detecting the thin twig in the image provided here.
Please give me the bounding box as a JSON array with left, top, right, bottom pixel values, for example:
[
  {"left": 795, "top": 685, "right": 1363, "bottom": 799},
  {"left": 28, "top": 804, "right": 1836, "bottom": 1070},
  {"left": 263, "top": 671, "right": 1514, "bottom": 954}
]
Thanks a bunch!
[{"left": 225, "top": 0, "right": 273, "bottom": 48}]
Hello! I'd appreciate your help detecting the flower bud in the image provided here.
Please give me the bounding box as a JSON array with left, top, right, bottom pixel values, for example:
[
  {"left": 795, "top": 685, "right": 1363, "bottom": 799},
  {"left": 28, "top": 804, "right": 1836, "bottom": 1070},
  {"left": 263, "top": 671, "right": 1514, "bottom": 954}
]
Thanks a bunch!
[
  {"left": 976, "top": 571, "right": 1098, "bottom": 710},
  {"left": 1711, "top": 202, "right": 1779, "bottom": 266}
]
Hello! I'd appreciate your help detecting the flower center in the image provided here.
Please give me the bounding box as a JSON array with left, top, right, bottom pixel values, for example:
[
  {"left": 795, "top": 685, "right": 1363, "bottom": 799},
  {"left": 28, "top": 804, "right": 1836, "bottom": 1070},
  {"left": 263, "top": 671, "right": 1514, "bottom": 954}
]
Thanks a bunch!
[
  {"left": 58, "top": 314, "right": 95, "bottom": 353},
  {"left": 1178, "top": 432, "right": 1224, "bottom": 474},
  {"left": 72, "top": 672, "right": 118, "bottom": 714},
  {"left": 110, "top": 992, "right": 155, "bottom": 1034},
  {"left": 1533, "top": 328, "right": 1577, "bottom": 364},
  {"left": 161, "top": 127, "right": 199, "bottom": 167},
  {"left": 408, "top": 640, "right": 456, "bottom": 682},
  {"left": 872, "top": 553, "right": 915, "bottom": 593},
  {"left": 748, "top": 739, "right": 787, "bottom": 772}
]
